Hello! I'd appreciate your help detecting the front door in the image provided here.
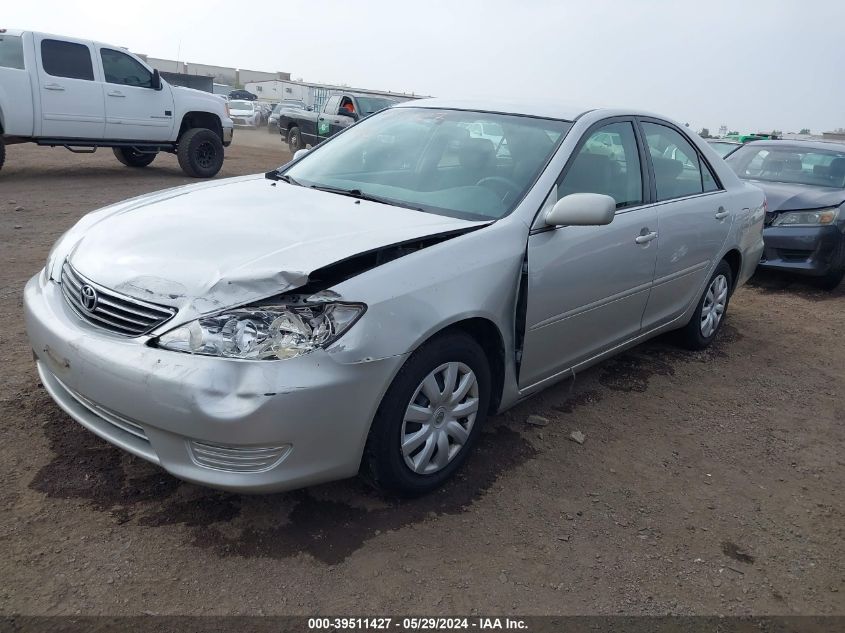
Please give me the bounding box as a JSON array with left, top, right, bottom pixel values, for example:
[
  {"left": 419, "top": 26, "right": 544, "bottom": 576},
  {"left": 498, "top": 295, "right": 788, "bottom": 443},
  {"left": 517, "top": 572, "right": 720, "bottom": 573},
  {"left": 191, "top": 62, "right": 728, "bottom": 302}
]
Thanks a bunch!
[
  {"left": 99, "top": 47, "right": 174, "bottom": 141},
  {"left": 316, "top": 95, "right": 341, "bottom": 144},
  {"left": 35, "top": 36, "right": 105, "bottom": 138},
  {"left": 519, "top": 120, "right": 658, "bottom": 389},
  {"left": 638, "top": 120, "right": 733, "bottom": 328}
]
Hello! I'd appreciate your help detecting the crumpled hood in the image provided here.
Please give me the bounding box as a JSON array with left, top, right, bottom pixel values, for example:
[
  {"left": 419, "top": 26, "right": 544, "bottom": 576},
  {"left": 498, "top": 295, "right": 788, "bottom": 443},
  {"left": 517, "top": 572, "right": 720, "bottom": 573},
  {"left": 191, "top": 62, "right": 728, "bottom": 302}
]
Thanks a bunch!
[
  {"left": 67, "top": 175, "right": 483, "bottom": 317},
  {"left": 748, "top": 180, "right": 845, "bottom": 212}
]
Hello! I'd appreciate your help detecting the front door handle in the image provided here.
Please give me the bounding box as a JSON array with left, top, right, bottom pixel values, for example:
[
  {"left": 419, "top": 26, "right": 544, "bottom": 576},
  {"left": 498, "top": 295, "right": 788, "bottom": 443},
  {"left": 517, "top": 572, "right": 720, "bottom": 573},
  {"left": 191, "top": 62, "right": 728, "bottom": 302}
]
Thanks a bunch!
[
  {"left": 107, "top": 90, "right": 125, "bottom": 97},
  {"left": 44, "top": 83, "right": 65, "bottom": 91},
  {"left": 715, "top": 207, "right": 729, "bottom": 220},
  {"left": 635, "top": 230, "right": 658, "bottom": 245}
]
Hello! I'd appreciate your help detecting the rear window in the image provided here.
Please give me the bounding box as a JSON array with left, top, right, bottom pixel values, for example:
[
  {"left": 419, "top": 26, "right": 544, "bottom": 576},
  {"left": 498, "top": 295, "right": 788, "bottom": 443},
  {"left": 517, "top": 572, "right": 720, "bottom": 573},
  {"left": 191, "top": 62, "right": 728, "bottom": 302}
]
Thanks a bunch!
[
  {"left": 0, "top": 34, "right": 24, "bottom": 70},
  {"left": 41, "top": 39, "right": 94, "bottom": 80},
  {"left": 726, "top": 145, "right": 845, "bottom": 188}
]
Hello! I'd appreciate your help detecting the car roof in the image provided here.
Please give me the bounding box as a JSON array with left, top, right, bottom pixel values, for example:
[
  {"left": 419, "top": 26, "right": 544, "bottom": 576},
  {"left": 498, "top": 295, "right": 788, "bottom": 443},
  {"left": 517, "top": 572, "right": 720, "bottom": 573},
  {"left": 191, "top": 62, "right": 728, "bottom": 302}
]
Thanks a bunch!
[
  {"left": 743, "top": 139, "right": 845, "bottom": 152},
  {"left": 394, "top": 98, "right": 678, "bottom": 124},
  {"left": 708, "top": 139, "right": 741, "bottom": 144}
]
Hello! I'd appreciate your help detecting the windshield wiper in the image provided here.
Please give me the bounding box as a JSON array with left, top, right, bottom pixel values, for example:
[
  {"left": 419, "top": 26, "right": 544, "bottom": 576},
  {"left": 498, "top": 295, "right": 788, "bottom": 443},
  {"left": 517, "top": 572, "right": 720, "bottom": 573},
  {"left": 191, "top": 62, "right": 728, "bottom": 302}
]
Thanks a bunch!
[
  {"left": 265, "top": 169, "right": 301, "bottom": 185},
  {"left": 308, "top": 184, "right": 424, "bottom": 211}
]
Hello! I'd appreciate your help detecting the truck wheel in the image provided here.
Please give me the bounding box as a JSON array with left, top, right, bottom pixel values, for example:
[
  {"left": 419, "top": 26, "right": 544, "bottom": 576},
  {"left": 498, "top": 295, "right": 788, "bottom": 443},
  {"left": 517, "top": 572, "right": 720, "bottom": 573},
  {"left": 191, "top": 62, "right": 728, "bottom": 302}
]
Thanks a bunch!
[
  {"left": 0, "top": 137, "right": 5, "bottom": 172},
  {"left": 177, "top": 128, "right": 224, "bottom": 178},
  {"left": 819, "top": 238, "right": 845, "bottom": 291},
  {"left": 288, "top": 126, "right": 302, "bottom": 153},
  {"left": 113, "top": 147, "right": 156, "bottom": 168}
]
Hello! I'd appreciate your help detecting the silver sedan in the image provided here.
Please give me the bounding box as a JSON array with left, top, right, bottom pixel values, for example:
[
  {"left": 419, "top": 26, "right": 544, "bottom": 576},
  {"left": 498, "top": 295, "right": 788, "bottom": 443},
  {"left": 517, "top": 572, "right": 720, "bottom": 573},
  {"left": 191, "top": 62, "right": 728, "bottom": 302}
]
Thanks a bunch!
[{"left": 24, "top": 99, "right": 765, "bottom": 495}]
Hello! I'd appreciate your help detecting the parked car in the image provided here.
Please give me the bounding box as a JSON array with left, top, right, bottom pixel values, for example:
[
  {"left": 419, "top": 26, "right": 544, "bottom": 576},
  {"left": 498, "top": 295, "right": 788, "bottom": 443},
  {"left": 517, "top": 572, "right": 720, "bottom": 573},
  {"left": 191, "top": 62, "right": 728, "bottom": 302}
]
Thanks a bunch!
[
  {"left": 24, "top": 99, "right": 764, "bottom": 495},
  {"left": 279, "top": 93, "right": 397, "bottom": 153},
  {"left": 707, "top": 139, "right": 742, "bottom": 158},
  {"left": 229, "top": 100, "right": 261, "bottom": 128},
  {"left": 725, "top": 140, "right": 845, "bottom": 289},
  {"left": 228, "top": 89, "right": 257, "bottom": 101},
  {"left": 267, "top": 99, "right": 307, "bottom": 133},
  {"left": 0, "top": 29, "right": 233, "bottom": 177}
]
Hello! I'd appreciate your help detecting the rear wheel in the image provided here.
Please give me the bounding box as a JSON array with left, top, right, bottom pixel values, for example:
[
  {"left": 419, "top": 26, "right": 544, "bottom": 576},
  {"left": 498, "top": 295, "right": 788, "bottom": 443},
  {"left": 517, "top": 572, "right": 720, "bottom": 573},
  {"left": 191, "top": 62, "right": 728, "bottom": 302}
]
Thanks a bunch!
[
  {"left": 362, "top": 332, "right": 491, "bottom": 496},
  {"left": 288, "top": 126, "right": 302, "bottom": 153},
  {"left": 113, "top": 146, "right": 156, "bottom": 168},
  {"left": 177, "top": 128, "right": 224, "bottom": 178},
  {"left": 677, "top": 260, "right": 733, "bottom": 350}
]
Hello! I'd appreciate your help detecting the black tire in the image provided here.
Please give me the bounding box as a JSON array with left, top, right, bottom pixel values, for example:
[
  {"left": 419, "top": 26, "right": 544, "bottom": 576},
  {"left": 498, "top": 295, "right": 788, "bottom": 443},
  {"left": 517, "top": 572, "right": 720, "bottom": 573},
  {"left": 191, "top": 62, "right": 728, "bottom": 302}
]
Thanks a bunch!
[
  {"left": 362, "top": 331, "right": 491, "bottom": 496},
  {"left": 288, "top": 126, "right": 302, "bottom": 153},
  {"left": 818, "top": 238, "right": 845, "bottom": 291},
  {"left": 677, "top": 260, "right": 734, "bottom": 350},
  {"left": 112, "top": 146, "right": 156, "bottom": 168},
  {"left": 177, "top": 128, "right": 224, "bottom": 178},
  {"left": 0, "top": 136, "right": 5, "bottom": 172}
]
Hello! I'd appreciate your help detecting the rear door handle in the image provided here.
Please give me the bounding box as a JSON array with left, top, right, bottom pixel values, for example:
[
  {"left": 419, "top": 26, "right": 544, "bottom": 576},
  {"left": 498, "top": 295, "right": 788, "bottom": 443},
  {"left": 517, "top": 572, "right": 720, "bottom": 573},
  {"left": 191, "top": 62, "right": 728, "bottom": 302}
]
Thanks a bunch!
[
  {"left": 715, "top": 207, "right": 729, "bottom": 220},
  {"left": 44, "top": 83, "right": 65, "bottom": 91},
  {"left": 635, "top": 231, "right": 658, "bottom": 245},
  {"left": 107, "top": 90, "right": 125, "bottom": 97}
]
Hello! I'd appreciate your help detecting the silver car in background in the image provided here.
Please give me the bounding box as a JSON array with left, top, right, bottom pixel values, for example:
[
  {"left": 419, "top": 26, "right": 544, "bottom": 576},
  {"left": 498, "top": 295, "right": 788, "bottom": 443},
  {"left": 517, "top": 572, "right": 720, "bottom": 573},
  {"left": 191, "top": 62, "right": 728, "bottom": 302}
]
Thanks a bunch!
[{"left": 24, "top": 99, "right": 765, "bottom": 495}]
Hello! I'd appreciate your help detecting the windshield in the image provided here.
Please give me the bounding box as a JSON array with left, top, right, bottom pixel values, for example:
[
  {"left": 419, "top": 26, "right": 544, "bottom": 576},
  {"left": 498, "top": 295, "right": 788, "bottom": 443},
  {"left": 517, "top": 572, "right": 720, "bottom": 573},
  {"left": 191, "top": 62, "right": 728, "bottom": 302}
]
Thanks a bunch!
[
  {"left": 708, "top": 141, "right": 740, "bottom": 158},
  {"left": 230, "top": 100, "right": 254, "bottom": 111},
  {"left": 726, "top": 144, "right": 845, "bottom": 188},
  {"left": 282, "top": 107, "right": 571, "bottom": 220},
  {"left": 355, "top": 97, "right": 397, "bottom": 115}
]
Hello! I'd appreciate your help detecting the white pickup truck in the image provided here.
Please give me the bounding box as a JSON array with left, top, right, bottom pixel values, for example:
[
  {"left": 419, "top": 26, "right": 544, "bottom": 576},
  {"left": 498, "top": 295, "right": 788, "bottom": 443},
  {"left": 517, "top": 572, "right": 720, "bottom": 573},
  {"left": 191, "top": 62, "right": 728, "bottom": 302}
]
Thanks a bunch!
[{"left": 0, "top": 29, "right": 233, "bottom": 177}]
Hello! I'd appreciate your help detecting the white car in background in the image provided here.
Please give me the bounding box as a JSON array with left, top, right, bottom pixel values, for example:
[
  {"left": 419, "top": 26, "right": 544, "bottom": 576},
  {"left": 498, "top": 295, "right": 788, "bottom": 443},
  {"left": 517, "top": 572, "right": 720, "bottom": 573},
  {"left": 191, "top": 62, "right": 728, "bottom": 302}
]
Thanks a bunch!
[{"left": 229, "top": 100, "right": 260, "bottom": 128}]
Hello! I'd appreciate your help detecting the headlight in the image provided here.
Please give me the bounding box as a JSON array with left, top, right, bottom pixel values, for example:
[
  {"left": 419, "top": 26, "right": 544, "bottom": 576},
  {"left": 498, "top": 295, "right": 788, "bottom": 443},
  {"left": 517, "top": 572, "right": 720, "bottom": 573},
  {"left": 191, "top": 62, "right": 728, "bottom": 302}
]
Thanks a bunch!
[
  {"left": 156, "top": 302, "right": 365, "bottom": 360},
  {"left": 771, "top": 207, "right": 839, "bottom": 227}
]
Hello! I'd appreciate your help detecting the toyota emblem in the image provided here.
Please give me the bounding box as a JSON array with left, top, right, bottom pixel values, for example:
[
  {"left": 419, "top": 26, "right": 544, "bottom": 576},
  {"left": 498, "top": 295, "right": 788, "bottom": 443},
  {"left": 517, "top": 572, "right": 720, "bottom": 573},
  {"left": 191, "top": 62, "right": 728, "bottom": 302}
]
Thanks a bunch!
[{"left": 80, "top": 284, "right": 98, "bottom": 312}]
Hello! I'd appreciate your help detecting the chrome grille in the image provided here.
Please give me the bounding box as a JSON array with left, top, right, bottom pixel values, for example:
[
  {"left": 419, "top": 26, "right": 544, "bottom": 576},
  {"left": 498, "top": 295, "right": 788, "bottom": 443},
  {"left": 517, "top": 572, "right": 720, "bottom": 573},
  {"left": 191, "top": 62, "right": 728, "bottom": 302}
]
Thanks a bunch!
[
  {"left": 61, "top": 261, "right": 175, "bottom": 336},
  {"left": 189, "top": 441, "right": 291, "bottom": 473}
]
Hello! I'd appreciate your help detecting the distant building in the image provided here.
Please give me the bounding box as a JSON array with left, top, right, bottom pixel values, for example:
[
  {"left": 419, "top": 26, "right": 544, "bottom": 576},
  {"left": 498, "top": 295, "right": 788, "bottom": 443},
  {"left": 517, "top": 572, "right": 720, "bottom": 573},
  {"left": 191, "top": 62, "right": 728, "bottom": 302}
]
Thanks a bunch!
[
  {"left": 244, "top": 78, "right": 424, "bottom": 111},
  {"left": 822, "top": 131, "right": 845, "bottom": 142},
  {"left": 136, "top": 54, "right": 290, "bottom": 88}
]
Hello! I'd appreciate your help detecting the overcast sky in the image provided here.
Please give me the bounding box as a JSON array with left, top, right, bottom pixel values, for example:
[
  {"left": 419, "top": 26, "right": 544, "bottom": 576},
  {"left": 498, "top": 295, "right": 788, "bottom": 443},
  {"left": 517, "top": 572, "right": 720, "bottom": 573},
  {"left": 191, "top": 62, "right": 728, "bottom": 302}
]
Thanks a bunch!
[{"left": 7, "top": 0, "right": 844, "bottom": 134}]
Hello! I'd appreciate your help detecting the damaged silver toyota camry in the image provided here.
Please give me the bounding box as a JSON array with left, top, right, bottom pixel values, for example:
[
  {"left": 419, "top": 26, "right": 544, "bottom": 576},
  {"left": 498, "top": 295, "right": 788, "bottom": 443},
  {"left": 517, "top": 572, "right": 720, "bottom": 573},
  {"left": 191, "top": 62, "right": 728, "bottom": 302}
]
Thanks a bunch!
[{"left": 24, "top": 99, "right": 765, "bottom": 495}]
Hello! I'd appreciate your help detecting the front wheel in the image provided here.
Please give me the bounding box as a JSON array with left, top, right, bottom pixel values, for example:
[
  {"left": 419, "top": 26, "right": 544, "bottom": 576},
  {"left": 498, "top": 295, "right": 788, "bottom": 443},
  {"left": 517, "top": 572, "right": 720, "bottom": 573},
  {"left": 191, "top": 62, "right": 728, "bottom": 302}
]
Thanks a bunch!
[
  {"left": 818, "top": 238, "right": 845, "bottom": 291},
  {"left": 362, "top": 332, "right": 491, "bottom": 496},
  {"left": 677, "top": 260, "right": 733, "bottom": 350},
  {"left": 177, "top": 128, "right": 224, "bottom": 178},
  {"left": 113, "top": 146, "right": 156, "bottom": 168}
]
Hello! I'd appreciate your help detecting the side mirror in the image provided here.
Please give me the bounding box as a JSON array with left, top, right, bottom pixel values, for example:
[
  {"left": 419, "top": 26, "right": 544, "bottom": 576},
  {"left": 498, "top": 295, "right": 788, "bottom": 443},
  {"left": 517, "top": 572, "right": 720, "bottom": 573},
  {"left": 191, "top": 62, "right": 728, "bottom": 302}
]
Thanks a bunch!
[
  {"left": 338, "top": 109, "right": 358, "bottom": 120},
  {"left": 151, "top": 68, "right": 162, "bottom": 91},
  {"left": 545, "top": 193, "right": 616, "bottom": 227},
  {"left": 294, "top": 148, "right": 310, "bottom": 160}
]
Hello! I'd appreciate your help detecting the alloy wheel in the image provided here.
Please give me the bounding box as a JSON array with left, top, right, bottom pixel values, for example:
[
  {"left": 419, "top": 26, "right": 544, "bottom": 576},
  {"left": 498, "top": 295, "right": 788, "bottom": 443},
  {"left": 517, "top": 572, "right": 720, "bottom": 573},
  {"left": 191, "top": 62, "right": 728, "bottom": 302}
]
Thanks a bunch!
[
  {"left": 400, "top": 362, "right": 479, "bottom": 475},
  {"left": 700, "top": 274, "right": 728, "bottom": 338}
]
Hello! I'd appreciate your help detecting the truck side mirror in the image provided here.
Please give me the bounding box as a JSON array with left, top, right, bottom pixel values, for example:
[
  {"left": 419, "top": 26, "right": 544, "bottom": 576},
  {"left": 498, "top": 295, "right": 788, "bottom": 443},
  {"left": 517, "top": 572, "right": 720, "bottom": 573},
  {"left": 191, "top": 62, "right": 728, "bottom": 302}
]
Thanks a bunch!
[
  {"left": 151, "top": 69, "right": 162, "bottom": 91},
  {"left": 338, "top": 109, "right": 358, "bottom": 121}
]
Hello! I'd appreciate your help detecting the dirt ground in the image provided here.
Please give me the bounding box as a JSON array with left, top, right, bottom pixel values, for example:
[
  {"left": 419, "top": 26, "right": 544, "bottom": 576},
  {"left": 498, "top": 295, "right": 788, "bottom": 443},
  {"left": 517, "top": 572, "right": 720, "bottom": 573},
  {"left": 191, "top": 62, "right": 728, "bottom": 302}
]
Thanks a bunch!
[{"left": 0, "top": 129, "right": 843, "bottom": 617}]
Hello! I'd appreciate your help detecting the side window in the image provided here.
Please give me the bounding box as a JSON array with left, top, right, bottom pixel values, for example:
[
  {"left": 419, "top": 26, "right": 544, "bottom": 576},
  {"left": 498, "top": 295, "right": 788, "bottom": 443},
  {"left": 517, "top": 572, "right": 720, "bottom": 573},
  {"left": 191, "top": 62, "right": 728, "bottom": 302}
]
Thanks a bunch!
[
  {"left": 323, "top": 96, "right": 341, "bottom": 114},
  {"left": 100, "top": 48, "right": 152, "bottom": 88},
  {"left": 41, "top": 39, "right": 94, "bottom": 81},
  {"left": 702, "top": 161, "right": 719, "bottom": 192},
  {"left": 0, "top": 34, "right": 25, "bottom": 70},
  {"left": 558, "top": 121, "right": 643, "bottom": 209},
  {"left": 642, "top": 122, "right": 704, "bottom": 201}
]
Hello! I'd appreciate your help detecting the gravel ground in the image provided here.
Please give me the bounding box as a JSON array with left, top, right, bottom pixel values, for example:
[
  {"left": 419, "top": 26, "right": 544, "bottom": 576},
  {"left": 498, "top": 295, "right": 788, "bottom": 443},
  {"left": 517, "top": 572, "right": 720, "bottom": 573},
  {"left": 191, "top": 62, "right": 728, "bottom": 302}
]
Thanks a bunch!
[{"left": 0, "top": 129, "right": 843, "bottom": 616}]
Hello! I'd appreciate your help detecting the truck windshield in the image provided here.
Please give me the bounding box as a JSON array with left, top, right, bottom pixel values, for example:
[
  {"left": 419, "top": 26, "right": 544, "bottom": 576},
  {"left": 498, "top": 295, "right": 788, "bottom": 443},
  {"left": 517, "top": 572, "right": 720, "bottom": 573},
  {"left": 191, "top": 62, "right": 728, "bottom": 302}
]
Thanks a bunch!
[
  {"left": 282, "top": 107, "right": 572, "bottom": 220},
  {"left": 355, "top": 97, "right": 397, "bottom": 115}
]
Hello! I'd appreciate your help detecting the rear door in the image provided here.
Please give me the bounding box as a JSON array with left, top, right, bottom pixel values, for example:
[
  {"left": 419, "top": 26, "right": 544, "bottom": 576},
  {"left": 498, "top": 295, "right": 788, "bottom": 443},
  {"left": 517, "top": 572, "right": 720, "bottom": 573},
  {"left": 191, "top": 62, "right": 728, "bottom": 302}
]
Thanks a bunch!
[
  {"left": 98, "top": 46, "right": 174, "bottom": 141},
  {"left": 519, "top": 119, "right": 659, "bottom": 389},
  {"left": 34, "top": 35, "right": 104, "bottom": 138},
  {"left": 638, "top": 119, "right": 732, "bottom": 328}
]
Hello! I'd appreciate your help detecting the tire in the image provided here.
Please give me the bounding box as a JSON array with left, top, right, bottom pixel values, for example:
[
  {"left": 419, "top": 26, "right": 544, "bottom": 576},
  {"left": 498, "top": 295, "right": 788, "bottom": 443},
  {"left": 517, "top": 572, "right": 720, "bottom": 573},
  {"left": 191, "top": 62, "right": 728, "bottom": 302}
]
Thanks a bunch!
[
  {"left": 677, "top": 260, "right": 733, "bottom": 350},
  {"left": 362, "top": 331, "right": 492, "bottom": 496},
  {"left": 818, "top": 238, "right": 845, "bottom": 291},
  {"left": 112, "top": 146, "right": 156, "bottom": 168},
  {"left": 288, "top": 126, "right": 302, "bottom": 153},
  {"left": 0, "top": 136, "right": 5, "bottom": 173},
  {"left": 177, "top": 128, "right": 224, "bottom": 178}
]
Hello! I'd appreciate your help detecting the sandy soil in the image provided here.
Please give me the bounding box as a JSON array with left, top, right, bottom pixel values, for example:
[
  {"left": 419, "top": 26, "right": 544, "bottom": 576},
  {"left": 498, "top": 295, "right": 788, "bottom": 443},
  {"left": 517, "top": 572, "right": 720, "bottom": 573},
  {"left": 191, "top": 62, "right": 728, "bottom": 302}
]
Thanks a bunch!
[{"left": 0, "top": 129, "right": 842, "bottom": 616}]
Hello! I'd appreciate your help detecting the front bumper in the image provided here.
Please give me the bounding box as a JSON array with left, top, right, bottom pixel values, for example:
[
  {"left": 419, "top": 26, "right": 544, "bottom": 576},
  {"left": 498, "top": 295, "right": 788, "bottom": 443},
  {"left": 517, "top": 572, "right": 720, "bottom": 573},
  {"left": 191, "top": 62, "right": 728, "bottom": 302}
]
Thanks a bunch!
[
  {"left": 222, "top": 125, "right": 233, "bottom": 147},
  {"left": 23, "top": 274, "right": 406, "bottom": 493},
  {"left": 759, "top": 224, "right": 844, "bottom": 276}
]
